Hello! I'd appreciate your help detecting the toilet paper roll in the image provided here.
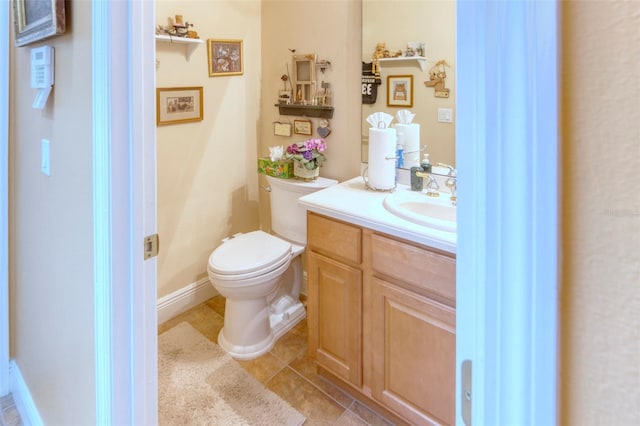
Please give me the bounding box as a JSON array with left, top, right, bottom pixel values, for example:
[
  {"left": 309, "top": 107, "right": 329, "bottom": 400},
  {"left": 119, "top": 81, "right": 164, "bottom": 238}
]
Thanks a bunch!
[
  {"left": 368, "top": 127, "right": 396, "bottom": 190},
  {"left": 395, "top": 123, "right": 421, "bottom": 168}
]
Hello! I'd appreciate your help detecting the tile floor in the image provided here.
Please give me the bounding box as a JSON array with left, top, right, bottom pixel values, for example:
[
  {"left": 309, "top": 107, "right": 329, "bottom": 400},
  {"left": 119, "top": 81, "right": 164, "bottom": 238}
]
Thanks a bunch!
[
  {"left": 0, "top": 394, "right": 21, "bottom": 426},
  {"left": 159, "top": 295, "right": 395, "bottom": 425}
]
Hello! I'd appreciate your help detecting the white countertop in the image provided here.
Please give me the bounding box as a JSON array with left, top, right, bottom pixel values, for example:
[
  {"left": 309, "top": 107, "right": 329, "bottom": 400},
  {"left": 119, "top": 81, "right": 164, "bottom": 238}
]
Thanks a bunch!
[{"left": 298, "top": 176, "right": 457, "bottom": 254}]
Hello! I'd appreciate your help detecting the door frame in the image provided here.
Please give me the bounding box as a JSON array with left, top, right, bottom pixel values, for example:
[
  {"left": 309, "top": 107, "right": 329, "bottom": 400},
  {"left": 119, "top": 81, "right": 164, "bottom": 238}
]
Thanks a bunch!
[
  {"left": 456, "top": 1, "right": 559, "bottom": 424},
  {"left": 93, "top": 0, "right": 157, "bottom": 424},
  {"left": 1, "top": 0, "right": 9, "bottom": 397}
]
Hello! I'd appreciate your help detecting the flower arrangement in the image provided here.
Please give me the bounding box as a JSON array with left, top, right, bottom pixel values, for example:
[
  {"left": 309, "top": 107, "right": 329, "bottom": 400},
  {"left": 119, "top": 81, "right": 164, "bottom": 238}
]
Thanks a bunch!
[{"left": 285, "top": 138, "right": 327, "bottom": 170}]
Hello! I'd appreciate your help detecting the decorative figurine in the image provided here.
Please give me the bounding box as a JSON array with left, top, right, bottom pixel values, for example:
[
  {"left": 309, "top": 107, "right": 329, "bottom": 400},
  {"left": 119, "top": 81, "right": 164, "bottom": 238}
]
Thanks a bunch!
[
  {"left": 156, "top": 14, "right": 199, "bottom": 39},
  {"left": 372, "top": 42, "right": 386, "bottom": 76},
  {"left": 425, "top": 60, "right": 451, "bottom": 98}
]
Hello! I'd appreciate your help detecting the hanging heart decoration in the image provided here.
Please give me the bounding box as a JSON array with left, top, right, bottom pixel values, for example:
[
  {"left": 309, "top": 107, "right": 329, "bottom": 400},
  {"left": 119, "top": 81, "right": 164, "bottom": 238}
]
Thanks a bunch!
[{"left": 317, "top": 119, "right": 332, "bottom": 138}]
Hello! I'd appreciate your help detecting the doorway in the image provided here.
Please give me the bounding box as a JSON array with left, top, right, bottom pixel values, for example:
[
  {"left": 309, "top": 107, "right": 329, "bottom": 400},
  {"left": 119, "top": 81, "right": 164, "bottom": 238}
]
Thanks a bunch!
[{"left": 0, "top": 1, "right": 559, "bottom": 424}]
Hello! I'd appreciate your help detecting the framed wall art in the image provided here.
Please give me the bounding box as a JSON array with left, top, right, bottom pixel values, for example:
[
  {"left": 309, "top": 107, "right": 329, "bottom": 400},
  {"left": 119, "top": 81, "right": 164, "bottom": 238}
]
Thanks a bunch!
[
  {"left": 156, "top": 87, "right": 204, "bottom": 126},
  {"left": 274, "top": 121, "right": 292, "bottom": 137},
  {"left": 12, "top": 0, "right": 66, "bottom": 47},
  {"left": 207, "top": 39, "right": 243, "bottom": 77},
  {"left": 387, "top": 75, "right": 414, "bottom": 108},
  {"left": 293, "top": 119, "right": 312, "bottom": 136}
]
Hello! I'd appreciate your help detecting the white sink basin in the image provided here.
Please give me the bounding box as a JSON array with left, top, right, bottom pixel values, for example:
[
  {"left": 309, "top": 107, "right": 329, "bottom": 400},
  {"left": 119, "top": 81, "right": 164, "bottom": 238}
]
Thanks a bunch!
[{"left": 383, "top": 190, "right": 457, "bottom": 233}]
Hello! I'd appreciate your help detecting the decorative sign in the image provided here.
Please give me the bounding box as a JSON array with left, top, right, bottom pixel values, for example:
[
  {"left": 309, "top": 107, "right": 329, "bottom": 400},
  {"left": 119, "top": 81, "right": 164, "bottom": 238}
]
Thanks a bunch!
[{"left": 274, "top": 122, "right": 292, "bottom": 137}]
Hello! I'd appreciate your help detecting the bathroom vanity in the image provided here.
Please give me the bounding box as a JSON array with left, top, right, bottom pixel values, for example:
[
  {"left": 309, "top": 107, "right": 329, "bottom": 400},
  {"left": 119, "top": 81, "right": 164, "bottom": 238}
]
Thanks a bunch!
[{"left": 299, "top": 177, "right": 456, "bottom": 426}]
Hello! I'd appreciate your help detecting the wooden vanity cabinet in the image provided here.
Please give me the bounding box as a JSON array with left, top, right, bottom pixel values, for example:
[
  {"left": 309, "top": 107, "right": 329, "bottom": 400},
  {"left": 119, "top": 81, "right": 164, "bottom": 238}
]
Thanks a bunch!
[
  {"left": 306, "top": 212, "right": 363, "bottom": 387},
  {"left": 306, "top": 211, "right": 457, "bottom": 426},
  {"left": 369, "top": 233, "right": 456, "bottom": 426}
]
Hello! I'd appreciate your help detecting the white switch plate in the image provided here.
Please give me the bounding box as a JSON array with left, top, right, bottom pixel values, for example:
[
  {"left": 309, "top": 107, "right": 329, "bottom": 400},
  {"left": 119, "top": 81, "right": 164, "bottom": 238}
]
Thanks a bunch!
[
  {"left": 41, "top": 139, "right": 50, "bottom": 176},
  {"left": 438, "top": 108, "right": 453, "bottom": 123}
]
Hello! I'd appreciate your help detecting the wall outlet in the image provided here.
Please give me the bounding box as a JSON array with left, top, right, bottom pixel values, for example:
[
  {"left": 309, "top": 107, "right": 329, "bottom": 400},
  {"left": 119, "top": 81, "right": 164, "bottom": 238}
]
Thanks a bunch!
[{"left": 438, "top": 108, "right": 453, "bottom": 123}]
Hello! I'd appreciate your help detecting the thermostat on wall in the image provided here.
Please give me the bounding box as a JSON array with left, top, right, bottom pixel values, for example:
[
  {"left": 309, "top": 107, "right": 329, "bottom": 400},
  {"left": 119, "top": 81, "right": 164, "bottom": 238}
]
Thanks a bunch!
[{"left": 31, "top": 46, "right": 54, "bottom": 109}]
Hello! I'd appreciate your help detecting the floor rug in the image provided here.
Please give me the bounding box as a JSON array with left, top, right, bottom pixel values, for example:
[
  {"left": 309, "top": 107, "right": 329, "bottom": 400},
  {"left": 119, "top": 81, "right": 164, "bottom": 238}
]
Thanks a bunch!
[{"left": 158, "top": 322, "right": 306, "bottom": 425}]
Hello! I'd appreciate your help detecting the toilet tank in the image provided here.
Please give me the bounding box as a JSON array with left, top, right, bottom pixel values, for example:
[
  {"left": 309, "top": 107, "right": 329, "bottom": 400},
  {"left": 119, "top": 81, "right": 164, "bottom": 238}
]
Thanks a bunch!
[{"left": 266, "top": 175, "right": 338, "bottom": 245}]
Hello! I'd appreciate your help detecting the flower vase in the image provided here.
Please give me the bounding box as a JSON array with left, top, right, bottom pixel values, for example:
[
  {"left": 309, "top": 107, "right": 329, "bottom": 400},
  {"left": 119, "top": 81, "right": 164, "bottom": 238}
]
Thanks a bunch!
[{"left": 293, "top": 161, "right": 319, "bottom": 181}]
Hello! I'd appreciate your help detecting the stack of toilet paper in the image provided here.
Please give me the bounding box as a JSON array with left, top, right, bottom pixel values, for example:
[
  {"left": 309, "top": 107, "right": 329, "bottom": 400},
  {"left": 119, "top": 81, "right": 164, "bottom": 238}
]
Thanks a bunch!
[{"left": 394, "top": 110, "right": 420, "bottom": 168}]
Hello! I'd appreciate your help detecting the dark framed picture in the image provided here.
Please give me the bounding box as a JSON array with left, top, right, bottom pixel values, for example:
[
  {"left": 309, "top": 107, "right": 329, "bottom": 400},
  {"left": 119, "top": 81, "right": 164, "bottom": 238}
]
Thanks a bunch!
[
  {"left": 293, "top": 119, "right": 312, "bottom": 136},
  {"left": 207, "top": 39, "right": 243, "bottom": 77},
  {"left": 387, "top": 75, "right": 414, "bottom": 108},
  {"left": 156, "top": 87, "right": 204, "bottom": 126},
  {"left": 12, "top": 0, "right": 66, "bottom": 47}
]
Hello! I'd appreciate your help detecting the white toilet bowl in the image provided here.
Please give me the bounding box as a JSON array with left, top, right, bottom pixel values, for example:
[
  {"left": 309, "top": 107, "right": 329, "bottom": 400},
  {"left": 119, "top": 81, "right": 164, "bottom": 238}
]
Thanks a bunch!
[
  {"left": 207, "top": 230, "right": 305, "bottom": 360},
  {"left": 207, "top": 175, "right": 338, "bottom": 360}
]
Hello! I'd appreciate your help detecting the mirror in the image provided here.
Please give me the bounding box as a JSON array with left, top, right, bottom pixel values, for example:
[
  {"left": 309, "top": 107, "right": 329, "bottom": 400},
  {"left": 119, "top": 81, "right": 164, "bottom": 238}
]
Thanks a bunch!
[{"left": 361, "top": 0, "right": 456, "bottom": 169}]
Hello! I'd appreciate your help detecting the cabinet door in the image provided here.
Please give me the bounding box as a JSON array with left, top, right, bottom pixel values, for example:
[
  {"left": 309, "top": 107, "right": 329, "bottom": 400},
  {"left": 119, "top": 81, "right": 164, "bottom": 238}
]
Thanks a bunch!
[
  {"left": 371, "top": 277, "right": 455, "bottom": 425},
  {"left": 307, "top": 251, "right": 362, "bottom": 387}
]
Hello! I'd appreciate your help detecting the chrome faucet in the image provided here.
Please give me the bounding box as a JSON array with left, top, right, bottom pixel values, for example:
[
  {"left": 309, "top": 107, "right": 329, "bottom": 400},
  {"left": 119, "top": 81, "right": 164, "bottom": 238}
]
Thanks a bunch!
[
  {"left": 438, "top": 163, "right": 457, "bottom": 205},
  {"left": 415, "top": 171, "right": 440, "bottom": 197}
]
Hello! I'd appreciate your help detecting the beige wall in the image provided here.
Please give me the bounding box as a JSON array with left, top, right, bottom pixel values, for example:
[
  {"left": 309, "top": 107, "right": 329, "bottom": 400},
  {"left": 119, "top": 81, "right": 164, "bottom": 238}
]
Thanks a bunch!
[
  {"left": 560, "top": 2, "right": 640, "bottom": 424},
  {"left": 155, "top": 0, "right": 262, "bottom": 297},
  {"left": 361, "top": 0, "right": 456, "bottom": 167},
  {"left": 259, "top": 0, "right": 362, "bottom": 231},
  {"left": 9, "top": 1, "right": 96, "bottom": 424}
]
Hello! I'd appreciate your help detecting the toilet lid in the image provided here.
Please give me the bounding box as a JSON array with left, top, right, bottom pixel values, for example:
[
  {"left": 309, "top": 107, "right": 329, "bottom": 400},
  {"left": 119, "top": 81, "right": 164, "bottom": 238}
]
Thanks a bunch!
[{"left": 208, "top": 231, "right": 292, "bottom": 276}]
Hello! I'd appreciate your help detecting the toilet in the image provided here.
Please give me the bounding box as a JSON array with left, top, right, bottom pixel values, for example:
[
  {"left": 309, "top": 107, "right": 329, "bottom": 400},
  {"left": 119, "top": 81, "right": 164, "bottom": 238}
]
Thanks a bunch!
[{"left": 207, "top": 175, "right": 337, "bottom": 360}]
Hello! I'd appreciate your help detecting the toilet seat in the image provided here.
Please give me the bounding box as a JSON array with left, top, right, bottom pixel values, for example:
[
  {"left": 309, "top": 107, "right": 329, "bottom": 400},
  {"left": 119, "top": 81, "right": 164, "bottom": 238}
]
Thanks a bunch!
[{"left": 208, "top": 231, "right": 292, "bottom": 281}]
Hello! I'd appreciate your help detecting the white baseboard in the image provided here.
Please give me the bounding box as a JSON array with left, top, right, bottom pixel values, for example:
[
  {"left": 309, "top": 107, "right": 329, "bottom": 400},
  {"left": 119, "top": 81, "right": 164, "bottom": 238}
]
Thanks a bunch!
[
  {"left": 9, "top": 359, "right": 43, "bottom": 426},
  {"left": 157, "top": 278, "right": 218, "bottom": 325}
]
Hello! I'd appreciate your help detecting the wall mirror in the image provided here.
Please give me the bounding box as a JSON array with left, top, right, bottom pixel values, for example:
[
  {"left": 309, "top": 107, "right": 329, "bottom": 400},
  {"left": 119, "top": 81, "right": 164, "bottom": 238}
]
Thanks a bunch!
[
  {"left": 361, "top": 0, "right": 456, "bottom": 169},
  {"left": 292, "top": 53, "right": 316, "bottom": 104}
]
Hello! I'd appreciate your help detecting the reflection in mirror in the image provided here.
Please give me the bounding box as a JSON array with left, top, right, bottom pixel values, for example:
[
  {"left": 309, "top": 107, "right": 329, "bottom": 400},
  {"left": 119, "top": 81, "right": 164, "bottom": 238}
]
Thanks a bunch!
[{"left": 361, "top": 0, "right": 456, "bottom": 169}]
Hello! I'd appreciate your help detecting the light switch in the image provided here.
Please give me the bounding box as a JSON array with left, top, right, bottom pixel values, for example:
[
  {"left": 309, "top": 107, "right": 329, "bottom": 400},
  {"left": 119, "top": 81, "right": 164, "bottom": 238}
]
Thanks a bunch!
[
  {"left": 438, "top": 108, "right": 453, "bottom": 123},
  {"left": 41, "top": 139, "right": 50, "bottom": 176}
]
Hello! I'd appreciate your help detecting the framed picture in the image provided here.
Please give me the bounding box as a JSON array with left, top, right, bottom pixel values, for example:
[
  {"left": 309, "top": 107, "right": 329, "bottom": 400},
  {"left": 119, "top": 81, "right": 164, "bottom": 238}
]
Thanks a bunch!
[
  {"left": 274, "top": 122, "right": 292, "bottom": 137},
  {"left": 293, "top": 119, "right": 312, "bottom": 136},
  {"left": 156, "top": 87, "right": 204, "bottom": 126},
  {"left": 12, "top": 0, "right": 66, "bottom": 47},
  {"left": 387, "top": 75, "right": 414, "bottom": 108},
  {"left": 207, "top": 39, "right": 243, "bottom": 77}
]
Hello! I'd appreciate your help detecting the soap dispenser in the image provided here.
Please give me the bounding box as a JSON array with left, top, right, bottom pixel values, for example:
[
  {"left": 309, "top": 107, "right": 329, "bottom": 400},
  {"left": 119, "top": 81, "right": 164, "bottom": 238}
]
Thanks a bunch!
[
  {"left": 410, "top": 165, "right": 423, "bottom": 191},
  {"left": 421, "top": 153, "right": 432, "bottom": 174}
]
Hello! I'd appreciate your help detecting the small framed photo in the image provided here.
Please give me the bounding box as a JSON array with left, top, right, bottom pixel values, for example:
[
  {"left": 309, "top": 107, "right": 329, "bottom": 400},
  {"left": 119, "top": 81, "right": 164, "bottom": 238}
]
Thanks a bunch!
[
  {"left": 207, "top": 39, "right": 243, "bottom": 77},
  {"left": 293, "top": 119, "right": 312, "bottom": 136},
  {"left": 12, "top": 0, "right": 66, "bottom": 47},
  {"left": 156, "top": 87, "right": 204, "bottom": 126},
  {"left": 274, "top": 122, "right": 292, "bottom": 137},
  {"left": 387, "top": 75, "right": 414, "bottom": 108}
]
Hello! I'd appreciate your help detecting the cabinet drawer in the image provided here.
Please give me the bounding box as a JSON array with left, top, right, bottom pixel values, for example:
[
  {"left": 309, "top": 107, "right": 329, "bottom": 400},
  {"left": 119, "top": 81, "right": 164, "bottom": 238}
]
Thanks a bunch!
[
  {"left": 371, "top": 233, "right": 455, "bottom": 304},
  {"left": 307, "top": 213, "right": 362, "bottom": 265}
]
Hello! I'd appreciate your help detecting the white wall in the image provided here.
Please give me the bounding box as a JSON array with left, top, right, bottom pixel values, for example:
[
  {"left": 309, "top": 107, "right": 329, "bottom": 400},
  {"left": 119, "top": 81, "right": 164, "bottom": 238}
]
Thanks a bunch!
[{"left": 155, "top": 0, "right": 262, "bottom": 298}]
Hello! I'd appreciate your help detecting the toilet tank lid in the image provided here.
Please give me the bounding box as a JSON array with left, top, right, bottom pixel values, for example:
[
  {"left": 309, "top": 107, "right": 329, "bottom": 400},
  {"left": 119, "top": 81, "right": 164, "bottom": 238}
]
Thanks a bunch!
[
  {"left": 266, "top": 175, "right": 338, "bottom": 193},
  {"left": 208, "top": 231, "right": 292, "bottom": 275}
]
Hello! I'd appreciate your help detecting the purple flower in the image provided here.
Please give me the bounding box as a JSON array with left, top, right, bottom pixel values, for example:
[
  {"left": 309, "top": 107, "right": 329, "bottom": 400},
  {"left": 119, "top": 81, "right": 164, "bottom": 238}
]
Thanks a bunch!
[{"left": 284, "top": 138, "right": 327, "bottom": 169}]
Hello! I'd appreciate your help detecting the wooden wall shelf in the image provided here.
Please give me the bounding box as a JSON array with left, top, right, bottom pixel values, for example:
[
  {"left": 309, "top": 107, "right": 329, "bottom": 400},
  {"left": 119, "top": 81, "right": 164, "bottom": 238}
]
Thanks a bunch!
[{"left": 275, "top": 104, "right": 334, "bottom": 119}]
